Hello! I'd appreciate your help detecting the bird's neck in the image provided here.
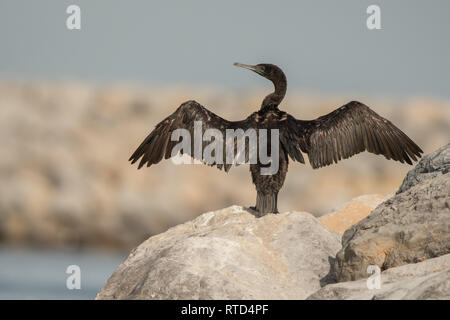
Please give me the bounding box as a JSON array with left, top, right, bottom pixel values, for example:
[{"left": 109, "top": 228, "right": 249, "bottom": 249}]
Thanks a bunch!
[{"left": 261, "top": 76, "right": 287, "bottom": 109}]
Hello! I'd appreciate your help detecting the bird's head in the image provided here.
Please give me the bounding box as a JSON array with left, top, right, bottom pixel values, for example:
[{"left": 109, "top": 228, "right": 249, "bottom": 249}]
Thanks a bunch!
[
  {"left": 233, "top": 62, "right": 285, "bottom": 84},
  {"left": 234, "top": 62, "right": 287, "bottom": 107}
]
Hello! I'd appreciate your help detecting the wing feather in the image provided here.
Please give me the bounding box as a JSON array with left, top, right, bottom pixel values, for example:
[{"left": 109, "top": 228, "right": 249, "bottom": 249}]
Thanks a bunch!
[
  {"left": 129, "top": 100, "right": 255, "bottom": 171},
  {"left": 283, "top": 101, "right": 422, "bottom": 169}
]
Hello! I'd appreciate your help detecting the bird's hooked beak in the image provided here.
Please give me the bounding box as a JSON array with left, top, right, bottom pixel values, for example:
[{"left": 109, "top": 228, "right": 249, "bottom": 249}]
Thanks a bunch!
[{"left": 234, "top": 62, "right": 263, "bottom": 75}]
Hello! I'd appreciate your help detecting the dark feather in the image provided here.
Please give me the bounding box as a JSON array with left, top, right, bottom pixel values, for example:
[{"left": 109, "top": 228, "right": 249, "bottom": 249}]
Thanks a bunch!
[
  {"left": 282, "top": 101, "right": 423, "bottom": 169},
  {"left": 129, "top": 100, "right": 256, "bottom": 171}
]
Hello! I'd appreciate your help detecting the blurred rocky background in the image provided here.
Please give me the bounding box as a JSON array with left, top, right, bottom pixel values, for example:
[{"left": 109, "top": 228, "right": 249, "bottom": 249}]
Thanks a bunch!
[{"left": 0, "top": 81, "right": 448, "bottom": 250}]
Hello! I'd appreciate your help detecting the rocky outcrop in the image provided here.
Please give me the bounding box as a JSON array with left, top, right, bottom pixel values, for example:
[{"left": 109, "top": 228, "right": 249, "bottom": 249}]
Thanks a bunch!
[
  {"left": 96, "top": 206, "right": 341, "bottom": 300},
  {"left": 308, "top": 253, "right": 450, "bottom": 300},
  {"left": 320, "top": 194, "right": 389, "bottom": 234},
  {"left": 333, "top": 144, "right": 450, "bottom": 282}
]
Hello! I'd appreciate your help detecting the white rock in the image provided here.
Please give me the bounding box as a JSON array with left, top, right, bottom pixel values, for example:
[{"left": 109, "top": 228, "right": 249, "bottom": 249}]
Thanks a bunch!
[{"left": 96, "top": 206, "right": 341, "bottom": 299}]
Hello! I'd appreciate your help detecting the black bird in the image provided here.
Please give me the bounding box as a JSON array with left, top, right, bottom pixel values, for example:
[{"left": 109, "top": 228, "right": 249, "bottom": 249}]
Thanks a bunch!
[{"left": 129, "top": 63, "right": 423, "bottom": 216}]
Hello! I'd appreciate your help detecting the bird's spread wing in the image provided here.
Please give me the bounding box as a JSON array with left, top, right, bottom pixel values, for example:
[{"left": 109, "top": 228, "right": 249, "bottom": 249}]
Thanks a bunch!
[
  {"left": 282, "top": 101, "right": 423, "bottom": 169},
  {"left": 129, "top": 100, "right": 255, "bottom": 171}
]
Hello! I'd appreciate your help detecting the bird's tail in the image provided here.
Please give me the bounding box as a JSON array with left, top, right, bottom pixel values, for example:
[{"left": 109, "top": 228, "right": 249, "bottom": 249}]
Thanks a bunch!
[{"left": 255, "top": 192, "right": 279, "bottom": 216}]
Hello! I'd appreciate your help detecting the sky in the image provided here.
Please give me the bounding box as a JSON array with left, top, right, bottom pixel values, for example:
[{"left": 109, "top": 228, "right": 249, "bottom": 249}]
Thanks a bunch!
[{"left": 0, "top": 0, "right": 449, "bottom": 98}]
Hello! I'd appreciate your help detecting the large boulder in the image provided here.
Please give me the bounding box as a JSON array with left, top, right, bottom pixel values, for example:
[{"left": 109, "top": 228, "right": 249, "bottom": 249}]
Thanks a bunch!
[
  {"left": 308, "top": 253, "right": 450, "bottom": 300},
  {"left": 333, "top": 144, "right": 450, "bottom": 282},
  {"left": 96, "top": 206, "right": 341, "bottom": 300}
]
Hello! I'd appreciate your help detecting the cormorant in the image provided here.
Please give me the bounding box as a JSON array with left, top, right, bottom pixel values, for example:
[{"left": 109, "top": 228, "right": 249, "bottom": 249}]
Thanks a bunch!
[{"left": 129, "top": 63, "right": 423, "bottom": 216}]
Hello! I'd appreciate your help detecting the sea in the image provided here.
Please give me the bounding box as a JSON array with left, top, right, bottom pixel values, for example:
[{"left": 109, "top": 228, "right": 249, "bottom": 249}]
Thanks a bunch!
[{"left": 0, "top": 246, "right": 126, "bottom": 300}]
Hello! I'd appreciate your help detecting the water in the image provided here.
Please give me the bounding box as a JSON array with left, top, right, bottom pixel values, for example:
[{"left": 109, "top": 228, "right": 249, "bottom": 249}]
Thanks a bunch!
[{"left": 0, "top": 246, "right": 126, "bottom": 300}]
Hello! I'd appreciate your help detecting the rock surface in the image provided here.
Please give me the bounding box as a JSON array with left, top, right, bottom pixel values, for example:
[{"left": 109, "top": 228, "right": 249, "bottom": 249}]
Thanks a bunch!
[
  {"left": 320, "top": 194, "right": 389, "bottom": 234},
  {"left": 397, "top": 142, "right": 450, "bottom": 194},
  {"left": 308, "top": 253, "right": 450, "bottom": 300},
  {"left": 333, "top": 143, "right": 450, "bottom": 282},
  {"left": 96, "top": 206, "right": 341, "bottom": 300}
]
